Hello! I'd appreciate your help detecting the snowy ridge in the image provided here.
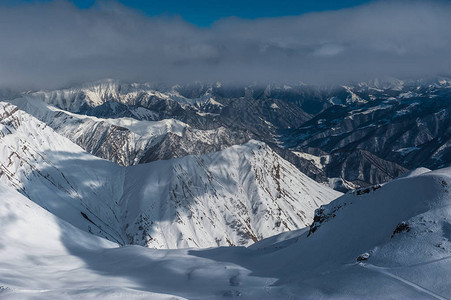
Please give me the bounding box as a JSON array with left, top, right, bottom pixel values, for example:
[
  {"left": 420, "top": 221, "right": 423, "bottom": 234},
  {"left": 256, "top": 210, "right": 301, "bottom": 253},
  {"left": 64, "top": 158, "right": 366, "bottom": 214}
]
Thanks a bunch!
[
  {"left": 24, "top": 79, "right": 213, "bottom": 112},
  {"left": 25, "top": 79, "right": 167, "bottom": 111},
  {"left": 122, "top": 140, "right": 341, "bottom": 248},
  {"left": 198, "top": 166, "right": 451, "bottom": 298}
]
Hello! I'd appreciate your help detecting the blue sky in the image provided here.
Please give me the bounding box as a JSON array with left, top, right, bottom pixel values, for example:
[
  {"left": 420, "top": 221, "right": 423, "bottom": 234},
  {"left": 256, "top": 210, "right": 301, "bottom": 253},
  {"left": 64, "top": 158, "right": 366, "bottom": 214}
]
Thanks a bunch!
[
  {"left": 4, "top": 0, "right": 374, "bottom": 26},
  {"left": 111, "top": 0, "right": 375, "bottom": 26}
]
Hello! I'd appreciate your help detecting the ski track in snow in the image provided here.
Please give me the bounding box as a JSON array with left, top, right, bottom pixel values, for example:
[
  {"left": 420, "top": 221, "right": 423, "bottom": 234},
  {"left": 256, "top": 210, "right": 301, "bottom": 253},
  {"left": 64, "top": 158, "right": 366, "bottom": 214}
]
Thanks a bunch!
[
  {"left": 385, "top": 255, "right": 451, "bottom": 270},
  {"left": 359, "top": 263, "right": 449, "bottom": 300}
]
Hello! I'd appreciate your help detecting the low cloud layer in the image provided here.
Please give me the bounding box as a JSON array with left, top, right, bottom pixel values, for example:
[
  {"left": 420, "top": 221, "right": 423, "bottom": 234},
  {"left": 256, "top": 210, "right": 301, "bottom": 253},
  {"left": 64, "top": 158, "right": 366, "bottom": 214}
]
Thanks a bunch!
[{"left": 1, "top": 0, "right": 451, "bottom": 89}]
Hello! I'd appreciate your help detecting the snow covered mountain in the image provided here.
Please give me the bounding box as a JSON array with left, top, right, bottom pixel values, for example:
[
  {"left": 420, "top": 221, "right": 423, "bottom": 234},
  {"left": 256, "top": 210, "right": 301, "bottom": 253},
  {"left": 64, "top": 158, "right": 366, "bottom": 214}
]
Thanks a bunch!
[
  {"left": 2, "top": 78, "right": 451, "bottom": 298},
  {"left": 121, "top": 140, "right": 340, "bottom": 248},
  {"left": 0, "top": 101, "right": 126, "bottom": 243},
  {"left": 11, "top": 97, "right": 250, "bottom": 166},
  {"left": 0, "top": 101, "right": 340, "bottom": 248},
  {"left": 13, "top": 78, "right": 443, "bottom": 191},
  {"left": 283, "top": 78, "right": 451, "bottom": 173},
  {"left": 1, "top": 163, "right": 450, "bottom": 298}
]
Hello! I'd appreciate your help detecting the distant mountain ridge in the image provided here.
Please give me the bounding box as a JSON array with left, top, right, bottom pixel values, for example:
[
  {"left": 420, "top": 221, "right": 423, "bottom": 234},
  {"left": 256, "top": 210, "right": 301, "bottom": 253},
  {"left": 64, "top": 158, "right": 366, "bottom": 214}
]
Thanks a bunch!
[{"left": 7, "top": 77, "right": 450, "bottom": 190}]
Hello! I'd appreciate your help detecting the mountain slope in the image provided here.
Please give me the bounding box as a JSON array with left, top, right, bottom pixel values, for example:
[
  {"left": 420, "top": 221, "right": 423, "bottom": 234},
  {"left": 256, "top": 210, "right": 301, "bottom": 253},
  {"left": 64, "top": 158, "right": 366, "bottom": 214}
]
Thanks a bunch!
[
  {"left": 0, "top": 101, "right": 126, "bottom": 244},
  {"left": 200, "top": 166, "right": 451, "bottom": 298},
  {"left": 20, "top": 78, "right": 449, "bottom": 190},
  {"left": 13, "top": 78, "right": 450, "bottom": 191},
  {"left": 284, "top": 79, "right": 451, "bottom": 172},
  {"left": 121, "top": 141, "right": 341, "bottom": 248},
  {"left": 325, "top": 148, "right": 408, "bottom": 190}
]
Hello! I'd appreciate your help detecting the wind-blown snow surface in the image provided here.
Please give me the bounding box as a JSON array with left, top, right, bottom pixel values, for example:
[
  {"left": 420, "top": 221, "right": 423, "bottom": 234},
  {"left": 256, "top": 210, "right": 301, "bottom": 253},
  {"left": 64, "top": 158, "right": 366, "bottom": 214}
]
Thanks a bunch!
[
  {"left": 241, "top": 166, "right": 451, "bottom": 299},
  {"left": 1, "top": 166, "right": 451, "bottom": 298},
  {"left": 0, "top": 101, "right": 339, "bottom": 248}
]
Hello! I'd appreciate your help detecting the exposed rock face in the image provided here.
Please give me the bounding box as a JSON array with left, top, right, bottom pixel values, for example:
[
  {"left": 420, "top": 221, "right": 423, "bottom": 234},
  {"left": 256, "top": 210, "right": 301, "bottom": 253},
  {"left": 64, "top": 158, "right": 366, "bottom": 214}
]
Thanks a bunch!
[{"left": 325, "top": 149, "right": 408, "bottom": 191}]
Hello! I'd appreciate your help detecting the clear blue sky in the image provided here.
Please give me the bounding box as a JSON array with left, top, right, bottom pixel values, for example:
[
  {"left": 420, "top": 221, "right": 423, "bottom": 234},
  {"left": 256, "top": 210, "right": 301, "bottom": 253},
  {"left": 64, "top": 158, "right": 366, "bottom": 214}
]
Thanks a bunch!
[{"left": 4, "top": 0, "right": 375, "bottom": 26}]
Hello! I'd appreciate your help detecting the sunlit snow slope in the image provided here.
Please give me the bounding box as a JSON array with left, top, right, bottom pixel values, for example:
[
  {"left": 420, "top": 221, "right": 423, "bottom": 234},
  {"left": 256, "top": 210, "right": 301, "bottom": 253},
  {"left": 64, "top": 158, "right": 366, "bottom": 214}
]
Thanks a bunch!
[
  {"left": 122, "top": 140, "right": 340, "bottom": 248},
  {"left": 0, "top": 101, "right": 126, "bottom": 243}
]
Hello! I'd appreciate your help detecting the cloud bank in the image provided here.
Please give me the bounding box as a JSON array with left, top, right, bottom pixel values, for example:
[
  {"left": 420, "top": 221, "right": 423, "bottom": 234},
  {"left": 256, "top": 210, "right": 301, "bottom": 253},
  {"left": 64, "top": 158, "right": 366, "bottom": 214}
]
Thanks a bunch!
[{"left": 1, "top": 0, "right": 451, "bottom": 89}]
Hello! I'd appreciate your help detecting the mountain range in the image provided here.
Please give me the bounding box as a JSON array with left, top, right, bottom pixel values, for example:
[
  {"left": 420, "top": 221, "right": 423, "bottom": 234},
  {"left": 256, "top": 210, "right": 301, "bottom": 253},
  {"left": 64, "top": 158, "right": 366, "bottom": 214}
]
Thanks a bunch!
[
  {"left": 0, "top": 101, "right": 340, "bottom": 248},
  {"left": 9, "top": 77, "right": 451, "bottom": 190}
]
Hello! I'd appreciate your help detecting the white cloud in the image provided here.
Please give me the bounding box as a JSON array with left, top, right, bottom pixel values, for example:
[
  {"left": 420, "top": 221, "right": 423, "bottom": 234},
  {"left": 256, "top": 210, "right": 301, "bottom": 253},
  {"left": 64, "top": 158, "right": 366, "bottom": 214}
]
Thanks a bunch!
[
  {"left": 313, "top": 44, "right": 344, "bottom": 57},
  {"left": 0, "top": 0, "right": 450, "bottom": 89}
]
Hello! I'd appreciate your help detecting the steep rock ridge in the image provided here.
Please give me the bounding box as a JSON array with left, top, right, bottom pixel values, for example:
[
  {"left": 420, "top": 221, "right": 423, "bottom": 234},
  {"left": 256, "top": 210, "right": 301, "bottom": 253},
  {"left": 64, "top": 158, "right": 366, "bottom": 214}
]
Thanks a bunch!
[
  {"left": 269, "top": 145, "right": 329, "bottom": 184},
  {"left": 0, "top": 102, "right": 340, "bottom": 248},
  {"left": 138, "top": 127, "right": 250, "bottom": 163},
  {"left": 325, "top": 149, "right": 408, "bottom": 191}
]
